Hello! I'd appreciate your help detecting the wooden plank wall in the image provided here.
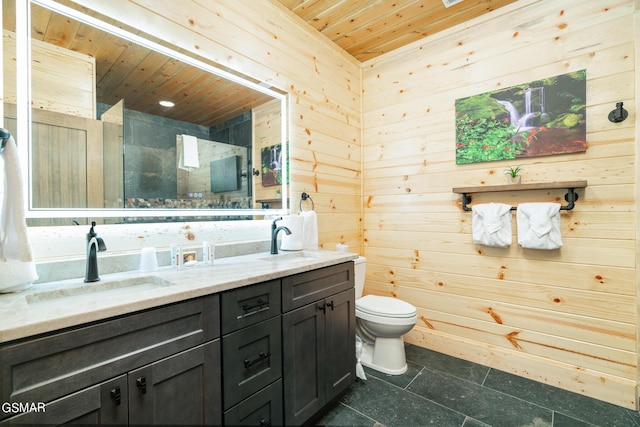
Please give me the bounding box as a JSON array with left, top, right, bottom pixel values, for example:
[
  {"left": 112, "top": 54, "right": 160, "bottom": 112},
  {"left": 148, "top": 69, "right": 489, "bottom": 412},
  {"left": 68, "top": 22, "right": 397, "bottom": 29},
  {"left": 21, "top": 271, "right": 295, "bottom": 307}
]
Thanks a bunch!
[
  {"left": 3, "top": 30, "right": 95, "bottom": 119},
  {"left": 73, "top": 0, "right": 363, "bottom": 253},
  {"left": 253, "top": 99, "right": 283, "bottom": 206},
  {"left": 361, "top": 0, "right": 638, "bottom": 409}
]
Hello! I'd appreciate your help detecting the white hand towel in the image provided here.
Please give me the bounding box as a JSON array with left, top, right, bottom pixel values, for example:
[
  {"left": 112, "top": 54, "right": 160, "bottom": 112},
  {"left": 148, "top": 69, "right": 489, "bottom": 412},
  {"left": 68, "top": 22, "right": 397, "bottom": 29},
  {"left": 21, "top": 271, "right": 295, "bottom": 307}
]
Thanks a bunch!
[
  {"left": 280, "top": 215, "right": 304, "bottom": 251},
  {"left": 179, "top": 134, "right": 200, "bottom": 170},
  {"left": 471, "top": 203, "right": 512, "bottom": 247},
  {"left": 517, "top": 202, "right": 562, "bottom": 250},
  {"left": 301, "top": 210, "right": 318, "bottom": 250},
  {"left": 0, "top": 136, "right": 38, "bottom": 292}
]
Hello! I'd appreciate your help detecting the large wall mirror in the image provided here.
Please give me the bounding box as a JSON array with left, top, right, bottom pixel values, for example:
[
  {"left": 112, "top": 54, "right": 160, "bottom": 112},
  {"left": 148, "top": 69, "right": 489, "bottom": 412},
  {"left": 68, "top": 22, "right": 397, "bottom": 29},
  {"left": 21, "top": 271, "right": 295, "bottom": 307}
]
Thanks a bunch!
[{"left": 3, "top": 0, "right": 289, "bottom": 226}]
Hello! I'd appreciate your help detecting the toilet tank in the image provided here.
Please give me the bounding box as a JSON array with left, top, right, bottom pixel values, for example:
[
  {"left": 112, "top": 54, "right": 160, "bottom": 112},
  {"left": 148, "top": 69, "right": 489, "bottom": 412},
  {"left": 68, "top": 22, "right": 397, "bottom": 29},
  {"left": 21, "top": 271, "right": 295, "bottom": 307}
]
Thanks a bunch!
[{"left": 353, "top": 256, "right": 366, "bottom": 298}]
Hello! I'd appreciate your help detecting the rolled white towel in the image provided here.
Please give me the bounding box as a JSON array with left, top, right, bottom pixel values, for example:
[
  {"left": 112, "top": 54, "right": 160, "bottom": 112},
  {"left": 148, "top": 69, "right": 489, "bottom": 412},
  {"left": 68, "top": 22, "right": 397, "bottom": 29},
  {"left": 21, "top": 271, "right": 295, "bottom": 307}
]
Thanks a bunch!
[
  {"left": 471, "top": 203, "right": 512, "bottom": 248},
  {"left": 517, "top": 203, "right": 562, "bottom": 250},
  {"left": 280, "top": 215, "right": 304, "bottom": 251}
]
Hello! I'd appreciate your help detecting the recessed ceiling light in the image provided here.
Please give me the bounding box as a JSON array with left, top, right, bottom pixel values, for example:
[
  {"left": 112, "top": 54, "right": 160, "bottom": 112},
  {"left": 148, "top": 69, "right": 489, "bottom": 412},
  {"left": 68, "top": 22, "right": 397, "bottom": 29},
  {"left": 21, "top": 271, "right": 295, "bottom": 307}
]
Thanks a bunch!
[
  {"left": 159, "top": 100, "right": 175, "bottom": 107},
  {"left": 442, "top": 0, "right": 463, "bottom": 7}
]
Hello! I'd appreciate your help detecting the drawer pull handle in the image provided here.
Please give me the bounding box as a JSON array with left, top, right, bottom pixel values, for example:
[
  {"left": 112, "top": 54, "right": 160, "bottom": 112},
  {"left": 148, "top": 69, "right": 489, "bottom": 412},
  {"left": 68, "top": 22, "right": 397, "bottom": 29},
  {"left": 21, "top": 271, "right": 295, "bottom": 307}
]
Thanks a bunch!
[
  {"left": 136, "top": 376, "right": 147, "bottom": 394},
  {"left": 242, "top": 299, "right": 268, "bottom": 313},
  {"left": 110, "top": 386, "right": 121, "bottom": 406},
  {"left": 244, "top": 351, "right": 270, "bottom": 368},
  {"left": 260, "top": 418, "right": 271, "bottom": 427},
  {"left": 326, "top": 301, "right": 335, "bottom": 311},
  {"left": 318, "top": 302, "right": 326, "bottom": 313}
]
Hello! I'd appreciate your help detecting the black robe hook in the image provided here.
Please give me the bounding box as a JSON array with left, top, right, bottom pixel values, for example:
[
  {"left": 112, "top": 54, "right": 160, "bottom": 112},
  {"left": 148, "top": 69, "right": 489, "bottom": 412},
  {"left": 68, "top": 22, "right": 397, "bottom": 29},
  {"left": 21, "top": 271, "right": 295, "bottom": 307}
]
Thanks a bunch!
[{"left": 608, "top": 102, "right": 628, "bottom": 123}]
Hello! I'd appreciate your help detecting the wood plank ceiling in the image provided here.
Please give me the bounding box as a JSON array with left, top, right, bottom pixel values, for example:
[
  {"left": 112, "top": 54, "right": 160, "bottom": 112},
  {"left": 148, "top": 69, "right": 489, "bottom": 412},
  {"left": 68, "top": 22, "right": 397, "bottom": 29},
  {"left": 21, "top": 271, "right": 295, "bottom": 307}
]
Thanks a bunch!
[
  {"left": 9, "top": 0, "right": 516, "bottom": 126},
  {"left": 20, "top": 3, "right": 276, "bottom": 128},
  {"left": 276, "top": 0, "right": 518, "bottom": 62}
]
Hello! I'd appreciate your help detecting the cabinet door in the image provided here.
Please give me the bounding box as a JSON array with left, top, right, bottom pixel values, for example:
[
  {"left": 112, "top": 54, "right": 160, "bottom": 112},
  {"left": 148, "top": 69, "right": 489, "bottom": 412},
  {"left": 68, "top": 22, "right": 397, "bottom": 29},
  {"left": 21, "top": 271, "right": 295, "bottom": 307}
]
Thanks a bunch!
[
  {"left": 2, "top": 375, "right": 127, "bottom": 425},
  {"left": 128, "top": 340, "right": 221, "bottom": 426},
  {"left": 282, "top": 301, "right": 326, "bottom": 426},
  {"left": 324, "top": 288, "right": 356, "bottom": 402}
]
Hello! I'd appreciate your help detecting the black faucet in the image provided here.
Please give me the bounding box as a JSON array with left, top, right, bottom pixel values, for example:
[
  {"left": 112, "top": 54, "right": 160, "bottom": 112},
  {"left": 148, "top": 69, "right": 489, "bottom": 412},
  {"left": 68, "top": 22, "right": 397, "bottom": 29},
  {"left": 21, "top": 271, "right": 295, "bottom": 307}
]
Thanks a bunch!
[
  {"left": 85, "top": 221, "right": 107, "bottom": 282},
  {"left": 270, "top": 217, "right": 291, "bottom": 254}
]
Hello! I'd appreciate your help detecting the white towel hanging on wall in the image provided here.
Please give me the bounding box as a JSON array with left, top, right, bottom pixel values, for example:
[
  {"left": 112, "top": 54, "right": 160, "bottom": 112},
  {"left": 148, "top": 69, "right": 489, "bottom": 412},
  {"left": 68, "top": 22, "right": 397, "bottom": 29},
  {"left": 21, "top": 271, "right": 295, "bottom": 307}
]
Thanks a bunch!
[
  {"left": 0, "top": 136, "right": 38, "bottom": 292},
  {"left": 471, "top": 203, "right": 512, "bottom": 247},
  {"left": 301, "top": 210, "right": 318, "bottom": 250},
  {"left": 517, "top": 203, "right": 562, "bottom": 250}
]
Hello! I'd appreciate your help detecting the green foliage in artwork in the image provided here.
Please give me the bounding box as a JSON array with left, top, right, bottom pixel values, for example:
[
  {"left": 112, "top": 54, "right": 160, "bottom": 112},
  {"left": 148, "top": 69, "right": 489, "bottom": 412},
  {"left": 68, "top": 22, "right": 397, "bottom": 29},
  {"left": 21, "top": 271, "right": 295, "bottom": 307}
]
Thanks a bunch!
[{"left": 455, "top": 113, "right": 537, "bottom": 164}]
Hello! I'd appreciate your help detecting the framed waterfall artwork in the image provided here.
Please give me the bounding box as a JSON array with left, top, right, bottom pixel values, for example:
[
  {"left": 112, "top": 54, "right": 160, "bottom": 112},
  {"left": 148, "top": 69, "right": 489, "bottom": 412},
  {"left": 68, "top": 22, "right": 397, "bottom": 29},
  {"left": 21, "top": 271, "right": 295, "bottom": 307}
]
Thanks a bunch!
[
  {"left": 455, "top": 70, "right": 587, "bottom": 164},
  {"left": 261, "top": 143, "right": 284, "bottom": 187}
]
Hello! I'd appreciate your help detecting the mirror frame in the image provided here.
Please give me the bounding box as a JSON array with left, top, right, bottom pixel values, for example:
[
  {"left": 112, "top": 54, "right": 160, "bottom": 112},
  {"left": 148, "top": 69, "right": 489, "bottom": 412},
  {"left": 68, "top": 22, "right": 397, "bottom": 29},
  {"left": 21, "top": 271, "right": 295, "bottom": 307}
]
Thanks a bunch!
[{"left": 16, "top": 0, "right": 289, "bottom": 221}]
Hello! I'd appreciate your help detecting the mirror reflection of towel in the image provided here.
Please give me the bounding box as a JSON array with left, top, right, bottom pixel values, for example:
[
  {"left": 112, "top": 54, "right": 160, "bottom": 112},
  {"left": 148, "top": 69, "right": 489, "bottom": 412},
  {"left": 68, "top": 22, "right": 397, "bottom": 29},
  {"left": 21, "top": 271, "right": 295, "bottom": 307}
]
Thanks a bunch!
[
  {"left": 179, "top": 134, "right": 199, "bottom": 170},
  {"left": 471, "top": 203, "right": 512, "bottom": 247},
  {"left": 517, "top": 203, "right": 562, "bottom": 250}
]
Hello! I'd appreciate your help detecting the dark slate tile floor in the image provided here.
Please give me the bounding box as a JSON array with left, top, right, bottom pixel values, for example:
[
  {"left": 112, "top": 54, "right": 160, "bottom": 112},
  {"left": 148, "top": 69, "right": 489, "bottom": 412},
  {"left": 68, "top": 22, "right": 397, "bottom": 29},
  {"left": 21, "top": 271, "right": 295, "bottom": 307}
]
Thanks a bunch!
[{"left": 316, "top": 343, "right": 640, "bottom": 427}]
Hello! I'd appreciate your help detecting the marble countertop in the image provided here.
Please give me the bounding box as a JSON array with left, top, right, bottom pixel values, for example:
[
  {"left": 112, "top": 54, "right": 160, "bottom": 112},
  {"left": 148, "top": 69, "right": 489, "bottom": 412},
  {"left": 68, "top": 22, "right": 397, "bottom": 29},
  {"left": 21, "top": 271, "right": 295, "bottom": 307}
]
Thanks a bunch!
[{"left": 0, "top": 250, "right": 358, "bottom": 343}]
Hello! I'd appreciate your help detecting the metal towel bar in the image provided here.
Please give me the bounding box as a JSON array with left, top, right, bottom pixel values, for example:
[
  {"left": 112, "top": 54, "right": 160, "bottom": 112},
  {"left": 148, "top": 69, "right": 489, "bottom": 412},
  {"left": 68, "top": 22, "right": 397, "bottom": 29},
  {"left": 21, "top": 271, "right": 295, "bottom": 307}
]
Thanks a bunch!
[
  {"left": 300, "top": 192, "right": 314, "bottom": 211},
  {"left": 452, "top": 181, "right": 588, "bottom": 212}
]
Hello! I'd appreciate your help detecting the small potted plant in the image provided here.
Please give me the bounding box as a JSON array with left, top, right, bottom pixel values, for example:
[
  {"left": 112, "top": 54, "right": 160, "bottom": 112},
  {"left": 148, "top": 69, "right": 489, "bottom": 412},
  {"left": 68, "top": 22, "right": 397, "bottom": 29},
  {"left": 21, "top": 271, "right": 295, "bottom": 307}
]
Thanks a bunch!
[{"left": 504, "top": 166, "right": 523, "bottom": 184}]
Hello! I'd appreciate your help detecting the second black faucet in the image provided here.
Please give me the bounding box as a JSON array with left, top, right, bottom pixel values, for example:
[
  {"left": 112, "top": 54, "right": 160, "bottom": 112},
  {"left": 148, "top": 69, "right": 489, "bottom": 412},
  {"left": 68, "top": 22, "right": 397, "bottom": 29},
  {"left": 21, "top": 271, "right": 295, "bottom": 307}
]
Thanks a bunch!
[{"left": 270, "top": 217, "right": 291, "bottom": 254}]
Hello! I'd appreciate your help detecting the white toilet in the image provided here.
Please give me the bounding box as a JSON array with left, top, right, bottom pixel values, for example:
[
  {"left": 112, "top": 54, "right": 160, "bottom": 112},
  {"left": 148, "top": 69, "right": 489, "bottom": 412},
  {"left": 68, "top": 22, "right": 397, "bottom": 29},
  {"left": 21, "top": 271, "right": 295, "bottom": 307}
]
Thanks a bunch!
[{"left": 354, "top": 256, "right": 417, "bottom": 375}]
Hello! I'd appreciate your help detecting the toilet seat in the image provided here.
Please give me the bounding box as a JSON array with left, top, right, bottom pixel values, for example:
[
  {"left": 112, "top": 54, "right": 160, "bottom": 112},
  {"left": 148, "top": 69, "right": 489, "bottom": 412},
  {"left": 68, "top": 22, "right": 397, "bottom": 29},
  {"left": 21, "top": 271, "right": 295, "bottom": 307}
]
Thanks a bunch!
[
  {"left": 356, "top": 295, "right": 417, "bottom": 325},
  {"left": 357, "top": 295, "right": 416, "bottom": 317}
]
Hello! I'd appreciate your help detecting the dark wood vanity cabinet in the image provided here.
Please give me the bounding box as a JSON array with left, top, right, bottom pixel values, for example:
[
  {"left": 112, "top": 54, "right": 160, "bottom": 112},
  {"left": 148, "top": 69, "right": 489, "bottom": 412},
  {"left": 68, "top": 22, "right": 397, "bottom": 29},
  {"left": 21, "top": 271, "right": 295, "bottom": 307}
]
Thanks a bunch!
[
  {"left": 6, "top": 342, "right": 222, "bottom": 425},
  {"left": 0, "top": 261, "right": 355, "bottom": 426},
  {"left": 221, "top": 279, "right": 284, "bottom": 426},
  {"left": 0, "top": 295, "right": 222, "bottom": 426},
  {"left": 220, "top": 263, "right": 355, "bottom": 427},
  {"left": 282, "top": 262, "right": 356, "bottom": 426}
]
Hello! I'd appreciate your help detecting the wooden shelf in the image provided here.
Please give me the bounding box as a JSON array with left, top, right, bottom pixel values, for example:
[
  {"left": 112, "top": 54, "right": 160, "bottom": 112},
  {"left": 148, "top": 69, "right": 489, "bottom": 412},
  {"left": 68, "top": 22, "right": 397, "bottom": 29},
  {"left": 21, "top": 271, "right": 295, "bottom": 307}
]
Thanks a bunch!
[
  {"left": 452, "top": 180, "right": 588, "bottom": 211},
  {"left": 452, "top": 180, "right": 587, "bottom": 195},
  {"left": 256, "top": 198, "right": 287, "bottom": 204}
]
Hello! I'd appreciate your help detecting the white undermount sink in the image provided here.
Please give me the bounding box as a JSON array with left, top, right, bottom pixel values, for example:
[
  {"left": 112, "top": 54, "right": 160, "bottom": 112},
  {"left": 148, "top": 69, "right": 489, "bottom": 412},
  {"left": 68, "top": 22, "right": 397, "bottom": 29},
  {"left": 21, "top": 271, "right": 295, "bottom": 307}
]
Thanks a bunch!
[
  {"left": 259, "top": 251, "right": 329, "bottom": 262},
  {"left": 26, "top": 275, "right": 175, "bottom": 306}
]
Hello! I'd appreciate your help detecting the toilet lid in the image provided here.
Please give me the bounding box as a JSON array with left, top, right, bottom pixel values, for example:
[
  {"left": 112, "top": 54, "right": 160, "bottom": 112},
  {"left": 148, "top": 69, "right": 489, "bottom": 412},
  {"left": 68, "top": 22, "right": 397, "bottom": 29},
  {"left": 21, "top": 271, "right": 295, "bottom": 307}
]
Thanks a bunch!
[{"left": 356, "top": 295, "right": 416, "bottom": 318}]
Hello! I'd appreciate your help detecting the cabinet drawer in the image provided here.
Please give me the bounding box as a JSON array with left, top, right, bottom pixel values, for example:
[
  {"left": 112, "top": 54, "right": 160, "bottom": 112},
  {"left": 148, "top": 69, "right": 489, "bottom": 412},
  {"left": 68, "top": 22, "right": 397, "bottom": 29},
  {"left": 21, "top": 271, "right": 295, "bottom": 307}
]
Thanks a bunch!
[
  {"left": 222, "top": 316, "right": 282, "bottom": 410},
  {"left": 0, "top": 295, "right": 220, "bottom": 410},
  {"left": 282, "top": 262, "right": 354, "bottom": 312},
  {"left": 223, "top": 379, "right": 283, "bottom": 427},
  {"left": 221, "top": 279, "right": 281, "bottom": 334}
]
